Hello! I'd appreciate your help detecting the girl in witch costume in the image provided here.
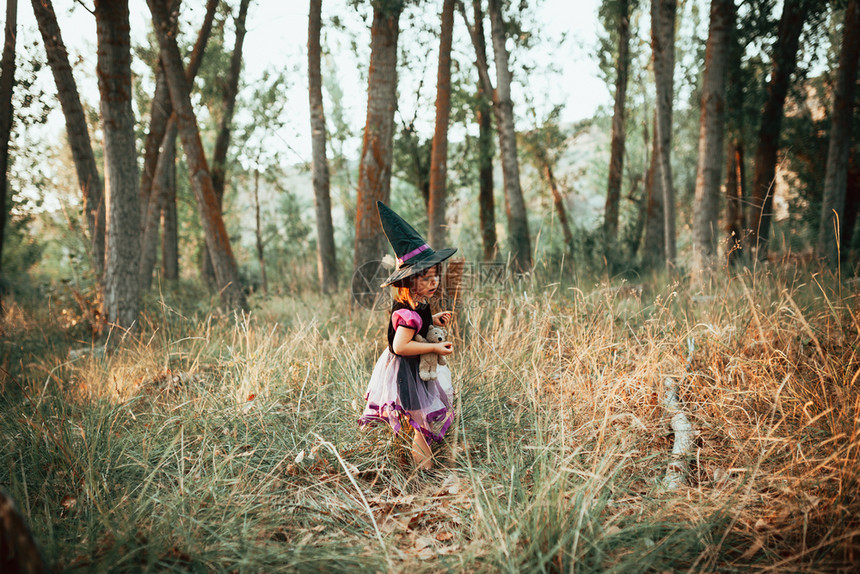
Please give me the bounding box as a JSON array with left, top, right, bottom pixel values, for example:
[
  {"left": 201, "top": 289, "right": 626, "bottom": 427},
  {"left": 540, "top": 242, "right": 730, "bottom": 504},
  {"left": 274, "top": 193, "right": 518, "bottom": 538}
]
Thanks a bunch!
[{"left": 358, "top": 201, "right": 456, "bottom": 470}]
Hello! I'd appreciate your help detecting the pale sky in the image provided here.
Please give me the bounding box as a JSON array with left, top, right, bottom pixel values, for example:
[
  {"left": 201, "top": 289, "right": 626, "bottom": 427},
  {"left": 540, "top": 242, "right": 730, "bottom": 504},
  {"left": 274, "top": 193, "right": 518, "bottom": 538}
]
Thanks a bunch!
[{"left": 14, "top": 0, "right": 607, "bottom": 169}]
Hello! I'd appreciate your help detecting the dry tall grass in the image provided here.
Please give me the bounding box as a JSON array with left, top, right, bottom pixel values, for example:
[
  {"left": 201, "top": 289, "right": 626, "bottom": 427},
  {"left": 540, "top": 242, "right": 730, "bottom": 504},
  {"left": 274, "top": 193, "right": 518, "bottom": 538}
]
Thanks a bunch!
[{"left": 0, "top": 265, "right": 858, "bottom": 572}]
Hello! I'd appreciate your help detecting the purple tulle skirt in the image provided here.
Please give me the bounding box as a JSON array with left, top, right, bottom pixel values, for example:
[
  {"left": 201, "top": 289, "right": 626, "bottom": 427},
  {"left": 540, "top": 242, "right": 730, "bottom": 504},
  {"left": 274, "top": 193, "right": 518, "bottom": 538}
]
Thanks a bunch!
[{"left": 359, "top": 349, "right": 454, "bottom": 442}]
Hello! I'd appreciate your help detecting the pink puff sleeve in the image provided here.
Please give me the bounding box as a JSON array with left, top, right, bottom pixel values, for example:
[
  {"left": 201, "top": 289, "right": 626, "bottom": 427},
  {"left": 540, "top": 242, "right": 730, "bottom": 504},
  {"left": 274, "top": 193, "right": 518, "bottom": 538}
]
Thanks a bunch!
[{"left": 391, "top": 309, "right": 422, "bottom": 332}]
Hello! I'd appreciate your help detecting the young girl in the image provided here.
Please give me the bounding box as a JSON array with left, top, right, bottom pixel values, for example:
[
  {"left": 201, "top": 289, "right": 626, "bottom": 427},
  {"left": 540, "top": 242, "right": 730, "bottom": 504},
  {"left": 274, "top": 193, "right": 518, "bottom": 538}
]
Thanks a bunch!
[{"left": 359, "top": 201, "right": 456, "bottom": 470}]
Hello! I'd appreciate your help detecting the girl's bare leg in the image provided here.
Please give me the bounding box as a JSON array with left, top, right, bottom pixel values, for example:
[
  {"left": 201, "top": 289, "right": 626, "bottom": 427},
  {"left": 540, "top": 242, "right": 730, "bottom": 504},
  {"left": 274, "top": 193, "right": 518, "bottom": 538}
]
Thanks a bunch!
[{"left": 411, "top": 430, "right": 433, "bottom": 470}]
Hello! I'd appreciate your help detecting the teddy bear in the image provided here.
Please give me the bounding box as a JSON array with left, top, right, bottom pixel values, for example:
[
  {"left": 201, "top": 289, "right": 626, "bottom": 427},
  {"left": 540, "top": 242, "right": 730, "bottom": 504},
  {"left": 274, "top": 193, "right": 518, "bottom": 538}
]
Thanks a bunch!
[{"left": 413, "top": 325, "right": 447, "bottom": 381}]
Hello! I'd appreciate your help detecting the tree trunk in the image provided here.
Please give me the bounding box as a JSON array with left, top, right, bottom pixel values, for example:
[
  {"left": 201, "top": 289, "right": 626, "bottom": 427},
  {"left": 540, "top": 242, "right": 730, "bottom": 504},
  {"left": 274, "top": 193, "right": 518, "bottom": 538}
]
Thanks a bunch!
[
  {"left": 544, "top": 163, "right": 573, "bottom": 253},
  {"left": 254, "top": 168, "right": 267, "bottom": 295},
  {"left": 308, "top": 0, "right": 337, "bottom": 294},
  {"left": 642, "top": 114, "right": 665, "bottom": 268},
  {"left": 651, "top": 0, "right": 677, "bottom": 268},
  {"left": 351, "top": 3, "right": 400, "bottom": 307},
  {"left": 603, "top": 0, "right": 630, "bottom": 248},
  {"left": 203, "top": 0, "right": 250, "bottom": 285},
  {"left": 0, "top": 0, "right": 15, "bottom": 309},
  {"left": 147, "top": 0, "right": 247, "bottom": 311},
  {"left": 139, "top": 0, "right": 216, "bottom": 225},
  {"left": 488, "top": 0, "right": 531, "bottom": 272},
  {"left": 815, "top": 0, "right": 860, "bottom": 265},
  {"left": 139, "top": 0, "right": 217, "bottom": 288},
  {"left": 472, "top": 0, "right": 496, "bottom": 262},
  {"left": 749, "top": 0, "right": 807, "bottom": 261},
  {"left": 161, "top": 144, "right": 178, "bottom": 280},
  {"left": 428, "top": 0, "right": 455, "bottom": 247},
  {"left": 138, "top": 123, "right": 175, "bottom": 290},
  {"left": 95, "top": 0, "right": 140, "bottom": 331},
  {"left": 724, "top": 139, "right": 746, "bottom": 263},
  {"left": 842, "top": 152, "right": 860, "bottom": 257},
  {"left": 31, "top": 0, "right": 105, "bottom": 278},
  {"left": 691, "top": 0, "right": 734, "bottom": 281}
]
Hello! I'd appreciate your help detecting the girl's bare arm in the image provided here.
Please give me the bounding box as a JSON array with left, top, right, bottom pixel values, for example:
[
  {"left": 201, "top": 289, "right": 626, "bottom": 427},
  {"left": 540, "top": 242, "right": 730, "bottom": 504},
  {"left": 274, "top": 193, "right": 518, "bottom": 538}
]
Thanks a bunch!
[{"left": 392, "top": 327, "right": 454, "bottom": 357}]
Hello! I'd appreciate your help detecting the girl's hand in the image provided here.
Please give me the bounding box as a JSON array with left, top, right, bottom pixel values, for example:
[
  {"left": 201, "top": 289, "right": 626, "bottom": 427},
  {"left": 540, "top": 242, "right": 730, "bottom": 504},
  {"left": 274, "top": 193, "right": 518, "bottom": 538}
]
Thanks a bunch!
[
  {"left": 433, "top": 311, "right": 453, "bottom": 326},
  {"left": 435, "top": 341, "right": 454, "bottom": 356}
]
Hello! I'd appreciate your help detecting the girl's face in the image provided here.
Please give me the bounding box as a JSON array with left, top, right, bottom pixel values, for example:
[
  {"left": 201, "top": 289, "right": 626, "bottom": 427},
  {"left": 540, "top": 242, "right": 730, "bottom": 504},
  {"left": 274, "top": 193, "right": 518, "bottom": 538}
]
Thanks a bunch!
[{"left": 412, "top": 266, "right": 440, "bottom": 301}]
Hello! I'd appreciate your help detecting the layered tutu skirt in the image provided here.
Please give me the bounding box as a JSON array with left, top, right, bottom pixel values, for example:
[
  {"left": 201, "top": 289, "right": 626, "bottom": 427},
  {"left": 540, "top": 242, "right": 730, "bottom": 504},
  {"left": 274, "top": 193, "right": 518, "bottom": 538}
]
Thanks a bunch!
[{"left": 359, "top": 349, "right": 454, "bottom": 442}]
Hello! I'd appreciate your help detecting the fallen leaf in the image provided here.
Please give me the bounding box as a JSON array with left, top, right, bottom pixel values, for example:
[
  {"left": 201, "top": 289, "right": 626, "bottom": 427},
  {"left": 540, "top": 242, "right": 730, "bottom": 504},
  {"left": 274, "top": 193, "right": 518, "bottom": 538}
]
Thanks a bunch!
[
  {"left": 295, "top": 450, "right": 305, "bottom": 464},
  {"left": 415, "top": 536, "right": 434, "bottom": 550},
  {"left": 61, "top": 495, "right": 76, "bottom": 510},
  {"left": 436, "top": 531, "right": 453, "bottom": 542},
  {"left": 247, "top": 393, "right": 256, "bottom": 401},
  {"left": 417, "top": 547, "right": 435, "bottom": 560}
]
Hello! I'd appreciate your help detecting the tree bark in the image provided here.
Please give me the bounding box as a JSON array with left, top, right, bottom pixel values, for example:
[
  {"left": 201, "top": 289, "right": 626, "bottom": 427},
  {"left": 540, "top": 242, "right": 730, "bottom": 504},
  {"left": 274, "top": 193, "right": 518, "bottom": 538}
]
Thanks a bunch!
[
  {"left": 691, "top": 0, "right": 734, "bottom": 280},
  {"left": 95, "top": 0, "right": 140, "bottom": 331},
  {"left": 816, "top": 0, "right": 860, "bottom": 265},
  {"left": 147, "top": 0, "right": 247, "bottom": 311},
  {"left": 472, "top": 0, "right": 496, "bottom": 262},
  {"left": 487, "top": 0, "right": 531, "bottom": 272},
  {"left": 31, "top": 0, "right": 105, "bottom": 278},
  {"left": 161, "top": 145, "right": 178, "bottom": 280},
  {"left": 724, "top": 138, "right": 745, "bottom": 263},
  {"left": 0, "top": 0, "right": 16, "bottom": 305},
  {"left": 428, "top": 0, "right": 455, "bottom": 247},
  {"left": 544, "top": 163, "right": 573, "bottom": 253},
  {"left": 651, "top": 0, "right": 677, "bottom": 268},
  {"left": 351, "top": 3, "right": 400, "bottom": 306},
  {"left": 603, "top": 0, "right": 630, "bottom": 248},
  {"left": 308, "top": 0, "right": 337, "bottom": 294},
  {"left": 140, "top": 0, "right": 216, "bottom": 224},
  {"left": 253, "top": 168, "right": 267, "bottom": 294},
  {"left": 139, "top": 0, "right": 217, "bottom": 288},
  {"left": 138, "top": 123, "right": 175, "bottom": 291},
  {"left": 749, "top": 0, "right": 807, "bottom": 261},
  {"left": 642, "top": 114, "right": 666, "bottom": 268}
]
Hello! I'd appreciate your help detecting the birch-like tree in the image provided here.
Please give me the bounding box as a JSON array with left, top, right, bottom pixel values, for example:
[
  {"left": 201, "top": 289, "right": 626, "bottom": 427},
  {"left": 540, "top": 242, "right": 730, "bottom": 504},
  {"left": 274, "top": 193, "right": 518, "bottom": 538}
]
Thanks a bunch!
[
  {"left": 308, "top": 0, "right": 337, "bottom": 294},
  {"left": 95, "top": 0, "right": 141, "bottom": 330},
  {"left": 31, "top": 0, "right": 105, "bottom": 278},
  {"left": 147, "top": 0, "right": 247, "bottom": 311},
  {"left": 427, "top": 0, "right": 455, "bottom": 247},
  {"left": 352, "top": 1, "right": 401, "bottom": 305},
  {"left": 691, "top": 0, "right": 735, "bottom": 280},
  {"left": 816, "top": 0, "right": 860, "bottom": 265}
]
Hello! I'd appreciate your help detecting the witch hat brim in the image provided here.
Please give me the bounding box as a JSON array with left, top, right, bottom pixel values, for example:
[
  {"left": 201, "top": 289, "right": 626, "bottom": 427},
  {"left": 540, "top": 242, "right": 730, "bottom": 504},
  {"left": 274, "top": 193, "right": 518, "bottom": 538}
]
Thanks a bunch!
[{"left": 377, "top": 201, "right": 457, "bottom": 287}]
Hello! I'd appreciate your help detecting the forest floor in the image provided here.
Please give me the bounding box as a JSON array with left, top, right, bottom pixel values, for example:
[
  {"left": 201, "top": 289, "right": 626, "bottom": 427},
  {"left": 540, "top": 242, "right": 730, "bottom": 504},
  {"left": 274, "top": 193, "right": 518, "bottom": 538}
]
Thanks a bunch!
[{"left": 1, "top": 263, "right": 859, "bottom": 572}]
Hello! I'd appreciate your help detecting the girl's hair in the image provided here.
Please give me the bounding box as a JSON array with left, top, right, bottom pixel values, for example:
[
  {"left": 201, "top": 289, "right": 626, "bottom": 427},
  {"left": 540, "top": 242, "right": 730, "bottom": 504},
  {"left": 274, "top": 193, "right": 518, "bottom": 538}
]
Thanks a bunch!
[{"left": 392, "top": 264, "right": 440, "bottom": 309}]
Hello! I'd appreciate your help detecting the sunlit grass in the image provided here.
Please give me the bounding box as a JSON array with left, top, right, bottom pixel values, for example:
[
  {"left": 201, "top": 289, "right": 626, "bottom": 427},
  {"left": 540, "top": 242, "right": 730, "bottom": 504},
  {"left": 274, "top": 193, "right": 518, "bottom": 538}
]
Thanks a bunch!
[{"left": 1, "top": 263, "right": 858, "bottom": 571}]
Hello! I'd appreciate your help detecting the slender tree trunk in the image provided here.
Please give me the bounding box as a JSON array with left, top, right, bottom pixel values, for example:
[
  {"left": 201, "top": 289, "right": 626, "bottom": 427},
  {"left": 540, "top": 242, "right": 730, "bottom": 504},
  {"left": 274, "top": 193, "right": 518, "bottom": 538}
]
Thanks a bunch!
[
  {"left": 642, "top": 114, "right": 665, "bottom": 268},
  {"left": 253, "top": 168, "right": 267, "bottom": 295},
  {"left": 95, "top": 0, "right": 140, "bottom": 331},
  {"left": 604, "top": 0, "right": 630, "bottom": 248},
  {"left": 139, "top": 64, "right": 171, "bottom": 226},
  {"left": 544, "top": 163, "right": 573, "bottom": 253},
  {"left": 472, "top": 0, "right": 496, "bottom": 262},
  {"left": 202, "top": 0, "right": 250, "bottom": 284},
  {"left": 651, "top": 0, "right": 677, "bottom": 268},
  {"left": 31, "top": 0, "right": 105, "bottom": 278},
  {"left": 0, "top": 0, "right": 16, "bottom": 307},
  {"left": 308, "top": 0, "right": 337, "bottom": 294},
  {"left": 428, "top": 0, "right": 455, "bottom": 247},
  {"left": 148, "top": 0, "right": 247, "bottom": 311},
  {"left": 351, "top": 4, "right": 400, "bottom": 306},
  {"left": 843, "top": 152, "right": 860, "bottom": 256},
  {"left": 488, "top": 0, "right": 531, "bottom": 272},
  {"left": 140, "top": 0, "right": 215, "bottom": 222},
  {"left": 139, "top": 0, "right": 217, "bottom": 288},
  {"left": 138, "top": 125, "right": 175, "bottom": 290},
  {"left": 725, "top": 139, "right": 746, "bottom": 263},
  {"left": 692, "top": 0, "right": 734, "bottom": 280},
  {"left": 161, "top": 146, "right": 178, "bottom": 280},
  {"left": 816, "top": 0, "right": 860, "bottom": 265},
  {"left": 749, "top": 0, "right": 807, "bottom": 261}
]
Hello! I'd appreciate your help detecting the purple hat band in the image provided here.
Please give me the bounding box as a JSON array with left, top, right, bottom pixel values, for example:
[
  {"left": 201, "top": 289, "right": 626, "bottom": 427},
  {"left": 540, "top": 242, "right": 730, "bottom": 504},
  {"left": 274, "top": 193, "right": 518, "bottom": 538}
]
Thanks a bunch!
[{"left": 397, "top": 244, "right": 429, "bottom": 267}]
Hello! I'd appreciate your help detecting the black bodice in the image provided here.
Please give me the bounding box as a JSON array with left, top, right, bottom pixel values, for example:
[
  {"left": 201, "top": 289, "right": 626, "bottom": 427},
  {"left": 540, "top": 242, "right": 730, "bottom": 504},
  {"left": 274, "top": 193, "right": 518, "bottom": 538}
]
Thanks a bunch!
[{"left": 387, "top": 301, "right": 432, "bottom": 355}]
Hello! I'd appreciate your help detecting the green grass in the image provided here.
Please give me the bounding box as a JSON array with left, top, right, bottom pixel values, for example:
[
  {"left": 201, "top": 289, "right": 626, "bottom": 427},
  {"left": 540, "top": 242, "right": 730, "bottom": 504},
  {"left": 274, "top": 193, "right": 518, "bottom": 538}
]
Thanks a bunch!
[{"left": 1, "top": 264, "right": 859, "bottom": 572}]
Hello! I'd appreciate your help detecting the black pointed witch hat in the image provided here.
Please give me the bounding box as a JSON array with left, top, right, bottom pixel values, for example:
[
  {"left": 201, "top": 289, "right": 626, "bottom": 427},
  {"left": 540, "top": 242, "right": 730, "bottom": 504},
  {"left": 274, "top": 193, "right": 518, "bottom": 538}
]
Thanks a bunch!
[{"left": 377, "top": 201, "right": 457, "bottom": 288}]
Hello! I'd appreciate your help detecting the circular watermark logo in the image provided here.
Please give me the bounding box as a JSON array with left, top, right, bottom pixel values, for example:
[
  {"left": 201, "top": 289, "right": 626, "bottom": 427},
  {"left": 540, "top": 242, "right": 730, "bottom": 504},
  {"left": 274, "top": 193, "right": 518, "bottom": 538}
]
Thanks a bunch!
[{"left": 350, "top": 260, "right": 394, "bottom": 310}]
